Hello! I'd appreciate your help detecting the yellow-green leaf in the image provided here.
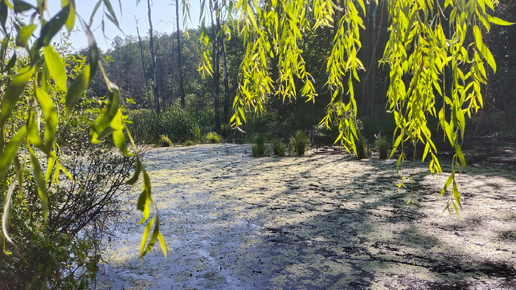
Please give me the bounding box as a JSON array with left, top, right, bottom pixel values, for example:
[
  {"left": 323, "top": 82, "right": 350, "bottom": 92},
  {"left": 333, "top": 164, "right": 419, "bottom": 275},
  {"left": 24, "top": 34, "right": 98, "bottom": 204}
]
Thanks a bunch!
[
  {"left": 137, "top": 169, "right": 152, "bottom": 224},
  {"left": 0, "top": 127, "right": 27, "bottom": 179},
  {"left": 38, "top": 4, "right": 70, "bottom": 47},
  {"left": 139, "top": 217, "right": 154, "bottom": 258},
  {"left": 481, "top": 44, "right": 496, "bottom": 73},
  {"left": 113, "top": 129, "right": 130, "bottom": 156},
  {"left": 452, "top": 181, "right": 462, "bottom": 209},
  {"left": 15, "top": 24, "right": 37, "bottom": 47},
  {"left": 29, "top": 148, "right": 49, "bottom": 223},
  {"left": 61, "top": 0, "right": 76, "bottom": 32},
  {"left": 141, "top": 215, "right": 161, "bottom": 258},
  {"left": 43, "top": 46, "right": 67, "bottom": 92},
  {"left": 0, "top": 66, "right": 34, "bottom": 124},
  {"left": 36, "top": 88, "right": 58, "bottom": 151},
  {"left": 440, "top": 172, "right": 455, "bottom": 196},
  {"left": 66, "top": 64, "right": 90, "bottom": 110},
  {"left": 487, "top": 15, "right": 514, "bottom": 26},
  {"left": 127, "top": 157, "right": 142, "bottom": 185}
]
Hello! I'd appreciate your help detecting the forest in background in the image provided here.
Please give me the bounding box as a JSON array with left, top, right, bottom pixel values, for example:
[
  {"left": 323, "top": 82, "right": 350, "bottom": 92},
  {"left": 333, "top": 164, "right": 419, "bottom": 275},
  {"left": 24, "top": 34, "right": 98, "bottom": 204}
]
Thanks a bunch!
[{"left": 77, "top": 0, "right": 516, "bottom": 147}]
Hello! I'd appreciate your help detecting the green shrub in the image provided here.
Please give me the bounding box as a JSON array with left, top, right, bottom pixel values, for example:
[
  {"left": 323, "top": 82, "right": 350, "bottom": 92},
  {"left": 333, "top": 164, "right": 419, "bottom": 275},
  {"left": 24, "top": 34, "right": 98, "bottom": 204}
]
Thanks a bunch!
[
  {"left": 128, "top": 108, "right": 202, "bottom": 145},
  {"left": 252, "top": 135, "right": 267, "bottom": 157},
  {"left": 374, "top": 133, "right": 390, "bottom": 159},
  {"left": 205, "top": 131, "right": 221, "bottom": 143},
  {"left": 290, "top": 131, "right": 309, "bottom": 156},
  {"left": 183, "top": 140, "right": 196, "bottom": 146},
  {"left": 1, "top": 105, "right": 134, "bottom": 289},
  {"left": 158, "top": 134, "right": 173, "bottom": 147},
  {"left": 355, "top": 131, "right": 370, "bottom": 160},
  {"left": 271, "top": 139, "right": 286, "bottom": 156}
]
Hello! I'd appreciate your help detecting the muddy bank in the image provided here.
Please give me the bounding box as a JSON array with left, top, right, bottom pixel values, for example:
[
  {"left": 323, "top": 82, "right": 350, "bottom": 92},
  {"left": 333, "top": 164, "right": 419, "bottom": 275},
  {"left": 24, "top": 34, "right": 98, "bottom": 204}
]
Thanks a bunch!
[{"left": 93, "top": 144, "right": 516, "bottom": 289}]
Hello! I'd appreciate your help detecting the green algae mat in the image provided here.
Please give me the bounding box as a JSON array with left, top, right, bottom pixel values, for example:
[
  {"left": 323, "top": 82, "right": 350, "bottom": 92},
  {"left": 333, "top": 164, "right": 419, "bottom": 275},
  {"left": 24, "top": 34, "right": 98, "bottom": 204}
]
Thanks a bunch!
[{"left": 93, "top": 144, "right": 516, "bottom": 289}]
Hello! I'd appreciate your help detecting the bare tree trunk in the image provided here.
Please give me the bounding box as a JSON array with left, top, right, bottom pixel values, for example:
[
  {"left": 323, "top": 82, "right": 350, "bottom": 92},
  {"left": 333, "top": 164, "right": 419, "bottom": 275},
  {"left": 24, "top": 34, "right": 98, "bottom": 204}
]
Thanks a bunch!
[
  {"left": 209, "top": 0, "right": 221, "bottom": 132},
  {"left": 176, "top": 0, "right": 186, "bottom": 108},
  {"left": 135, "top": 18, "right": 150, "bottom": 107},
  {"left": 217, "top": 16, "right": 230, "bottom": 126},
  {"left": 361, "top": 0, "right": 378, "bottom": 119},
  {"left": 146, "top": 0, "right": 160, "bottom": 113}
]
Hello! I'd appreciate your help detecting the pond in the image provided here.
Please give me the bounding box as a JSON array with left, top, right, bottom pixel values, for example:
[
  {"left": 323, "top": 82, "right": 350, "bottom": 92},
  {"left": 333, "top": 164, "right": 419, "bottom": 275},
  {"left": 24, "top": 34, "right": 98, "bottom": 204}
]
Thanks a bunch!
[{"left": 92, "top": 144, "right": 516, "bottom": 289}]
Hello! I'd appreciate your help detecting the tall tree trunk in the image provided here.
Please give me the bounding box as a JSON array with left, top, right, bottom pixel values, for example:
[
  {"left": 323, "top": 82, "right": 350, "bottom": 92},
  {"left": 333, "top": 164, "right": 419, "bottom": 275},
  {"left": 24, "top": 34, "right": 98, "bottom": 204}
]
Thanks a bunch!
[
  {"left": 135, "top": 19, "right": 150, "bottom": 107},
  {"left": 217, "top": 15, "right": 230, "bottom": 126},
  {"left": 146, "top": 0, "right": 160, "bottom": 113},
  {"left": 361, "top": 0, "right": 378, "bottom": 119},
  {"left": 176, "top": 0, "right": 186, "bottom": 108},
  {"left": 210, "top": 0, "right": 221, "bottom": 132}
]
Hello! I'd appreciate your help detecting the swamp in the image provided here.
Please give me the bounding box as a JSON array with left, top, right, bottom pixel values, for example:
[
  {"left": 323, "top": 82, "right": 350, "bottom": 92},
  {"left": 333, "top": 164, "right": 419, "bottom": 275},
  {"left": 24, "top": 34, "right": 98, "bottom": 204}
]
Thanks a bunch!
[{"left": 94, "top": 143, "right": 516, "bottom": 289}]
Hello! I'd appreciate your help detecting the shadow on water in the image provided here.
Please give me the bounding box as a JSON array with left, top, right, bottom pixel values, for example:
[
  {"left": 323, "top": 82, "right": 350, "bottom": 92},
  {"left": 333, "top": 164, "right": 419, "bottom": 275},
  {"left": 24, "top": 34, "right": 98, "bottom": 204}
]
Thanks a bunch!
[{"left": 94, "top": 144, "right": 516, "bottom": 289}]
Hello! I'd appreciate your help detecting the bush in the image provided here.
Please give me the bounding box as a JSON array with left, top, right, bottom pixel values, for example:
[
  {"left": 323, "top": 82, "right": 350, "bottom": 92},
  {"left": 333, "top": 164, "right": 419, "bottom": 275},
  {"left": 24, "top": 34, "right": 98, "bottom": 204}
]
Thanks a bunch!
[
  {"left": 158, "top": 134, "right": 173, "bottom": 147},
  {"left": 1, "top": 103, "right": 134, "bottom": 289},
  {"left": 128, "top": 108, "right": 201, "bottom": 145},
  {"left": 183, "top": 140, "right": 196, "bottom": 146},
  {"left": 205, "top": 131, "right": 221, "bottom": 143},
  {"left": 290, "top": 131, "right": 309, "bottom": 156},
  {"left": 252, "top": 135, "right": 268, "bottom": 157},
  {"left": 355, "top": 131, "right": 370, "bottom": 160},
  {"left": 374, "top": 133, "right": 390, "bottom": 159},
  {"left": 271, "top": 139, "right": 286, "bottom": 156}
]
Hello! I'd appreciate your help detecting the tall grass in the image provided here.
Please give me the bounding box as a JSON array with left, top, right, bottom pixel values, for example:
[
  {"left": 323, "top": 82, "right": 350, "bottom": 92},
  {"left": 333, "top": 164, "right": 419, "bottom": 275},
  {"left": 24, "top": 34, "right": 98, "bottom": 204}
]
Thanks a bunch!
[{"left": 128, "top": 108, "right": 202, "bottom": 144}]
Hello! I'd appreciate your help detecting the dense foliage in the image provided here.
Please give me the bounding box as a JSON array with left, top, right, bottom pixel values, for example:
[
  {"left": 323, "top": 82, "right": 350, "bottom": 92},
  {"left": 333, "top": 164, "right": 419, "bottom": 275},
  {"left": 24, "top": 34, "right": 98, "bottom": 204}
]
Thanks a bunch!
[{"left": 0, "top": 1, "right": 166, "bottom": 287}]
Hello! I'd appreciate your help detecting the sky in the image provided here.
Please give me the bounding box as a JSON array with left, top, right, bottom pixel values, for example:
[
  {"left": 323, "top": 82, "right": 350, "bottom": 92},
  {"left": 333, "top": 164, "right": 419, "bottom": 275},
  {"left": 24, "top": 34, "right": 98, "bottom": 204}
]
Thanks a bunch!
[{"left": 47, "top": 1, "right": 201, "bottom": 51}]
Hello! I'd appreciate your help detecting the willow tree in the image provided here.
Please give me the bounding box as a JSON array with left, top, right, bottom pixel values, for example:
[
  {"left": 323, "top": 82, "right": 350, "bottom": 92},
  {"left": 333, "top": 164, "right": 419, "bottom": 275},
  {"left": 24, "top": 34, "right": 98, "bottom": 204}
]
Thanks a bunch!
[
  {"left": 212, "top": 0, "right": 512, "bottom": 215},
  {"left": 0, "top": 0, "right": 165, "bottom": 258}
]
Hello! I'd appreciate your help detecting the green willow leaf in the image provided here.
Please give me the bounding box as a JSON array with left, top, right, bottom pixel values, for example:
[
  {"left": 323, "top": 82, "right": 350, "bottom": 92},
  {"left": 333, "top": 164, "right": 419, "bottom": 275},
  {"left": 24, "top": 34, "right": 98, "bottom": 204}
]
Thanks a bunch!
[
  {"left": 29, "top": 147, "right": 49, "bottom": 223},
  {"left": 2, "top": 158, "right": 23, "bottom": 254},
  {"left": 113, "top": 128, "right": 130, "bottom": 156},
  {"left": 440, "top": 172, "right": 455, "bottom": 196},
  {"left": 35, "top": 88, "right": 58, "bottom": 151},
  {"left": 127, "top": 157, "right": 142, "bottom": 185},
  {"left": 2, "top": 179, "right": 16, "bottom": 254},
  {"left": 13, "top": 0, "right": 34, "bottom": 13},
  {"left": 452, "top": 181, "right": 462, "bottom": 209},
  {"left": 473, "top": 26, "right": 482, "bottom": 53},
  {"left": 38, "top": 4, "right": 70, "bottom": 48},
  {"left": 5, "top": 52, "right": 16, "bottom": 71},
  {"left": 66, "top": 64, "right": 90, "bottom": 111},
  {"left": 85, "top": 24, "right": 99, "bottom": 82},
  {"left": 158, "top": 232, "right": 167, "bottom": 258},
  {"left": 0, "top": 66, "right": 34, "bottom": 124},
  {"left": 0, "top": 126, "right": 27, "bottom": 181},
  {"left": 137, "top": 169, "right": 152, "bottom": 224},
  {"left": 481, "top": 44, "right": 496, "bottom": 73},
  {"left": 0, "top": 0, "right": 7, "bottom": 32},
  {"left": 487, "top": 15, "right": 514, "bottom": 26},
  {"left": 13, "top": 156, "right": 24, "bottom": 198},
  {"left": 91, "top": 86, "right": 120, "bottom": 142},
  {"left": 61, "top": 0, "right": 76, "bottom": 32},
  {"left": 15, "top": 24, "right": 37, "bottom": 47},
  {"left": 139, "top": 216, "right": 154, "bottom": 258},
  {"left": 141, "top": 215, "right": 161, "bottom": 258},
  {"left": 89, "top": 0, "right": 102, "bottom": 27},
  {"left": 102, "top": 0, "right": 120, "bottom": 28},
  {"left": 455, "top": 143, "right": 467, "bottom": 168},
  {"left": 43, "top": 46, "right": 67, "bottom": 92},
  {"left": 45, "top": 151, "right": 56, "bottom": 184},
  {"left": 27, "top": 111, "right": 43, "bottom": 150}
]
